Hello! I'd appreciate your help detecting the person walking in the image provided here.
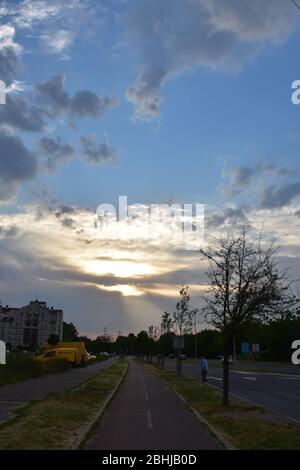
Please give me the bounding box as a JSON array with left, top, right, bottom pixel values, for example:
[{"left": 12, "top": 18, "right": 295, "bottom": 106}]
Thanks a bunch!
[{"left": 200, "top": 356, "right": 208, "bottom": 383}]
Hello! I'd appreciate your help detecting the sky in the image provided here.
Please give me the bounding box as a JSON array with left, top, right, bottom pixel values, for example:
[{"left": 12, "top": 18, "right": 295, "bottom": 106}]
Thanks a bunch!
[{"left": 1, "top": 0, "right": 300, "bottom": 337}]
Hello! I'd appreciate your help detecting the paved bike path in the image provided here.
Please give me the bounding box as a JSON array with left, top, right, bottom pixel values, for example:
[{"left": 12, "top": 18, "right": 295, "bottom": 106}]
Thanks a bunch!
[{"left": 85, "top": 359, "right": 222, "bottom": 450}]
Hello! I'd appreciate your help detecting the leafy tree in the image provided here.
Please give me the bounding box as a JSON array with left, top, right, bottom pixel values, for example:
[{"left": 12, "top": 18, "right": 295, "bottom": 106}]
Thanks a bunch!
[
  {"left": 160, "top": 312, "right": 173, "bottom": 335},
  {"left": 47, "top": 334, "right": 60, "bottom": 346},
  {"left": 127, "top": 333, "right": 136, "bottom": 355},
  {"left": 136, "top": 330, "right": 149, "bottom": 356},
  {"left": 200, "top": 226, "right": 298, "bottom": 405},
  {"left": 63, "top": 322, "right": 78, "bottom": 341}
]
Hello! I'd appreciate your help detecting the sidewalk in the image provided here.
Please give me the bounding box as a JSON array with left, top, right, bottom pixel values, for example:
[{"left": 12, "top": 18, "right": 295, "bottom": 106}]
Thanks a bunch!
[
  {"left": 0, "top": 358, "right": 116, "bottom": 424},
  {"left": 85, "top": 358, "right": 222, "bottom": 450}
]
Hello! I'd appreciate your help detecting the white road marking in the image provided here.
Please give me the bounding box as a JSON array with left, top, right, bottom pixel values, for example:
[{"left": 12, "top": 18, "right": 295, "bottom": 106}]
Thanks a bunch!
[
  {"left": 145, "top": 391, "right": 149, "bottom": 401},
  {"left": 277, "top": 376, "right": 300, "bottom": 380},
  {"left": 147, "top": 410, "right": 153, "bottom": 429},
  {"left": 233, "top": 371, "right": 258, "bottom": 375},
  {"left": 243, "top": 376, "right": 257, "bottom": 381},
  {"left": 208, "top": 376, "right": 222, "bottom": 381}
]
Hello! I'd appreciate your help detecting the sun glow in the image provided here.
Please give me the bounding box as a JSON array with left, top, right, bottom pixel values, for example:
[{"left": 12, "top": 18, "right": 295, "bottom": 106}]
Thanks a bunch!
[
  {"left": 82, "top": 259, "right": 157, "bottom": 278},
  {"left": 98, "top": 284, "right": 144, "bottom": 296}
]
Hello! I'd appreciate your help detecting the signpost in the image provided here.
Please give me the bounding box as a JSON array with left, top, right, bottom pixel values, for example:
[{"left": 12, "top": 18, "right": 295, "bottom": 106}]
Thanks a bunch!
[
  {"left": 173, "top": 336, "right": 184, "bottom": 376},
  {"left": 241, "top": 342, "right": 249, "bottom": 355}
]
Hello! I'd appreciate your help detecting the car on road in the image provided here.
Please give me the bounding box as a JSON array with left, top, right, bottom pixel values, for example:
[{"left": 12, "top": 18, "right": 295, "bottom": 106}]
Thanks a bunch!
[{"left": 179, "top": 354, "right": 187, "bottom": 360}]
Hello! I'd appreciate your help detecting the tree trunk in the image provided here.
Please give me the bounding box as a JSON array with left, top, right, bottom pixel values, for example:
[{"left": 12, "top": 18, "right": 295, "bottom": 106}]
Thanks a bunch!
[
  {"left": 223, "top": 336, "right": 230, "bottom": 406},
  {"left": 176, "top": 348, "right": 182, "bottom": 376}
]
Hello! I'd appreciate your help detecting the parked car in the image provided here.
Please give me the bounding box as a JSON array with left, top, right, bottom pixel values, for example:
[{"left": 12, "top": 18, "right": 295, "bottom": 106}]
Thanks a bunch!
[
  {"left": 168, "top": 353, "right": 175, "bottom": 359},
  {"left": 86, "top": 352, "right": 97, "bottom": 360},
  {"left": 179, "top": 354, "right": 187, "bottom": 360}
]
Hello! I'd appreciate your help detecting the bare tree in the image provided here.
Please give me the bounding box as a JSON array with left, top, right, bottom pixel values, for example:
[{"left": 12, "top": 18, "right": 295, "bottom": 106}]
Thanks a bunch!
[{"left": 200, "top": 226, "right": 298, "bottom": 405}]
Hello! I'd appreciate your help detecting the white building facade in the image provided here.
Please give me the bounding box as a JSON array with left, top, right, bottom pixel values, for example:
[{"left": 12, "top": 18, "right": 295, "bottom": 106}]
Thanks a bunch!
[{"left": 0, "top": 300, "right": 63, "bottom": 348}]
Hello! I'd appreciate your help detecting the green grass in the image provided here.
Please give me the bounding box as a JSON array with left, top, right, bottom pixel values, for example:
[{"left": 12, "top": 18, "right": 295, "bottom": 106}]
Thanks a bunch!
[
  {"left": 0, "top": 359, "right": 127, "bottom": 450},
  {"left": 146, "top": 363, "right": 300, "bottom": 450},
  {"left": 0, "top": 353, "right": 71, "bottom": 385},
  {"left": 0, "top": 352, "right": 111, "bottom": 385}
]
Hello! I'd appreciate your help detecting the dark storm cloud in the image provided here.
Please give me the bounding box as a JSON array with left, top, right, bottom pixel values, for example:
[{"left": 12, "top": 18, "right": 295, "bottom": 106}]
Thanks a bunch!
[
  {"left": 61, "top": 217, "right": 75, "bottom": 228},
  {"left": 38, "top": 137, "right": 75, "bottom": 170},
  {"left": 258, "top": 182, "right": 300, "bottom": 209},
  {"left": 0, "top": 95, "right": 47, "bottom": 132},
  {"left": 35, "top": 75, "right": 118, "bottom": 119},
  {"left": 80, "top": 135, "right": 117, "bottom": 164},
  {"left": 226, "top": 166, "right": 255, "bottom": 197},
  {"left": 0, "top": 133, "right": 37, "bottom": 201},
  {"left": 0, "top": 225, "right": 18, "bottom": 237},
  {"left": 0, "top": 47, "right": 18, "bottom": 86},
  {"left": 224, "top": 163, "right": 297, "bottom": 198},
  {"left": 206, "top": 206, "right": 248, "bottom": 228}
]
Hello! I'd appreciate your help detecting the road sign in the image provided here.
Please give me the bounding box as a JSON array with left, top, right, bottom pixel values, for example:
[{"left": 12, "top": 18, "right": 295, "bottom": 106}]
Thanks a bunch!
[
  {"left": 173, "top": 336, "right": 184, "bottom": 349},
  {"left": 0, "top": 340, "right": 6, "bottom": 365},
  {"left": 252, "top": 343, "right": 260, "bottom": 353},
  {"left": 241, "top": 342, "right": 249, "bottom": 354}
]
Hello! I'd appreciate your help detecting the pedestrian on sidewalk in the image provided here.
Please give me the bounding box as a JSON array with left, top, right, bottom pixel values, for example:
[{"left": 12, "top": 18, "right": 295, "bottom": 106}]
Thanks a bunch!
[{"left": 200, "top": 356, "right": 208, "bottom": 383}]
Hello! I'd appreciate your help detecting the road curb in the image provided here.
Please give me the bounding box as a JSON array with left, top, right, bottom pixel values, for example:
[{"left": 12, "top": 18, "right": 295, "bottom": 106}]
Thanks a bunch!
[
  {"left": 146, "top": 365, "right": 235, "bottom": 450},
  {"left": 69, "top": 360, "right": 129, "bottom": 450}
]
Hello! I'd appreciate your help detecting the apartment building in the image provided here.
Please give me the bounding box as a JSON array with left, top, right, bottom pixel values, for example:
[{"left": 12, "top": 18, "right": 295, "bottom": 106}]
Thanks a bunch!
[{"left": 0, "top": 300, "right": 63, "bottom": 348}]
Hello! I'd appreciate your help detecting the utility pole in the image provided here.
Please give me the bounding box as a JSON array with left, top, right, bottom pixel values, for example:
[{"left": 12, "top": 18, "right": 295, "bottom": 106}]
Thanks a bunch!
[
  {"left": 233, "top": 336, "right": 236, "bottom": 363},
  {"left": 194, "top": 310, "right": 197, "bottom": 360}
]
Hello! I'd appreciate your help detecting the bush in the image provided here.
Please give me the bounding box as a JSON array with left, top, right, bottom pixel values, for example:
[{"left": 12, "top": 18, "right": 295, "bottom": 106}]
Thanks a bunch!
[{"left": 0, "top": 352, "right": 70, "bottom": 385}]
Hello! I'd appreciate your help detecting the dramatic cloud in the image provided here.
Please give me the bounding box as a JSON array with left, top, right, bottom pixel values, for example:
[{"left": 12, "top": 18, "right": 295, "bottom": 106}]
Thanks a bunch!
[
  {"left": 0, "top": 224, "right": 18, "bottom": 237},
  {"left": 0, "top": 200, "right": 300, "bottom": 334},
  {"left": 223, "top": 163, "right": 297, "bottom": 197},
  {"left": 0, "top": 95, "right": 46, "bottom": 132},
  {"left": 38, "top": 137, "right": 75, "bottom": 170},
  {"left": 0, "top": 47, "right": 18, "bottom": 86},
  {"left": 80, "top": 135, "right": 117, "bottom": 164},
  {"left": 225, "top": 166, "right": 255, "bottom": 197},
  {"left": 201, "top": 0, "right": 295, "bottom": 43},
  {"left": 0, "top": 133, "right": 37, "bottom": 201},
  {"left": 35, "top": 75, "right": 118, "bottom": 119},
  {"left": 258, "top": 182, "right": 300, "bottom": 209},
  {"left": 206, "top": 206, "right": 248, "bottom": 228},
  {"left": 125, "top": 0, "right": 295, "bottom": 120}
]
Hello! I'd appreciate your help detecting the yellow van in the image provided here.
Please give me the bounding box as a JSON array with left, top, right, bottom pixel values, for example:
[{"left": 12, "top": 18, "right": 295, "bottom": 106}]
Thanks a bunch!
[
  {"left": 43, "top": 342, "right": 88, "bottom": 363},
  {"left": 35, "top": 348, "right": 79, "bottom": 365}
]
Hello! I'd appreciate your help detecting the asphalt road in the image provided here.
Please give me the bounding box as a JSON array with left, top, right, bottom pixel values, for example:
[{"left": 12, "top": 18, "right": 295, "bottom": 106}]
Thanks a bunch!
[
  {"left": 165, "top": 359, "right": 300, "bottom": 423},
  {"left": 85, "top": 359, "right": 222, "bottom": 450},
  {"left": 0, "top": 357, "right": 116, "bottom": 424}
]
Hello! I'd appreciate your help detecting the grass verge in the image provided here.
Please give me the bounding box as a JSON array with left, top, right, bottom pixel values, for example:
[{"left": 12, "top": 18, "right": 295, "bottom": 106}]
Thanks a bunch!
[
  {"left": 0, "top": 359, "right": 127, "bottom": 450},
  {"left": 146, "top": 363, "right": 300, "bottom": 450},
  {"left": 0, "top": 353, "right": 110, "bottom": 386}
]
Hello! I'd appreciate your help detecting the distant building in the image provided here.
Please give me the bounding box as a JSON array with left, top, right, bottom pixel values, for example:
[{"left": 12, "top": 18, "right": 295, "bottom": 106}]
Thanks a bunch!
[{"left": 0, "top": 300, "right": 63, "bottom": 348}]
